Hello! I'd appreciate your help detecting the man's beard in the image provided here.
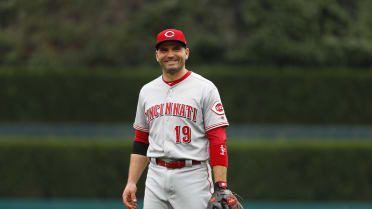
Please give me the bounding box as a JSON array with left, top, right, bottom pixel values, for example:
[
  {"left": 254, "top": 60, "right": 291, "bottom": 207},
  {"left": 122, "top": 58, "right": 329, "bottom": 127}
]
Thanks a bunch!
[{"left": 161, "top": 60, "right": 184, "bottom": 75}]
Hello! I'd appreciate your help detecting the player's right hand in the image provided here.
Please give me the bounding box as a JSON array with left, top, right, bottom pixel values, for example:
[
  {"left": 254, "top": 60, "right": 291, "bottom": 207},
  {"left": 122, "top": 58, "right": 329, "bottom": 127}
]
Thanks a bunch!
[{"left": 122, "top": 182, "right": 137, "bottom": 209}]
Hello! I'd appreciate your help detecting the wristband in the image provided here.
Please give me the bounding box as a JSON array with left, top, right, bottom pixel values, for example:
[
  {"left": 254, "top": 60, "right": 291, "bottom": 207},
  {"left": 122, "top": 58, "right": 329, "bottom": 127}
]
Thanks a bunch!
[{"left": 214, "top": 181, "right": 228, "bottom": 190}]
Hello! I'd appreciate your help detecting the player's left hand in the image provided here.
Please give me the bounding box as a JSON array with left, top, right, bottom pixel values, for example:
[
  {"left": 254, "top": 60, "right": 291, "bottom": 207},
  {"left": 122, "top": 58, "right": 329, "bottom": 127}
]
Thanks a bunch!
[{"left": 206, "top": 182, "right": 244, "bottom": 209}]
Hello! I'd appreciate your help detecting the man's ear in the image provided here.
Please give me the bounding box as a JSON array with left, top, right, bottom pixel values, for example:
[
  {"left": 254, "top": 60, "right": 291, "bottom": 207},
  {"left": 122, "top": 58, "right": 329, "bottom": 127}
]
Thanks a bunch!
[
  {"left": 155, "top": 50, "right": 160, "bottom": 62},
  {"left": 185, "top": 47, "right": 190, "bottom": 60}
]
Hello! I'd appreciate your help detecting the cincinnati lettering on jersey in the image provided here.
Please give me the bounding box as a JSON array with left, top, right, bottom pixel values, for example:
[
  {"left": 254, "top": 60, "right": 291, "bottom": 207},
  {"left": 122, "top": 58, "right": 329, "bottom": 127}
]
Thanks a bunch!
[{"left": 145, "top": 102, "right": 198, "bottom": 123}]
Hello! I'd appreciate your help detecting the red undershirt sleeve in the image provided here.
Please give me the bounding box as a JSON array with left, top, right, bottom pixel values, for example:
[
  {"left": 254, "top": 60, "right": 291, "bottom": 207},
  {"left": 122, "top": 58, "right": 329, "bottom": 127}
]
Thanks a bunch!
[
  {"left": 134, "top": 130, "right": 149, "bottom": 144},
  {"left": 206, "top": 126, "right": 228, "bottom": 167}
]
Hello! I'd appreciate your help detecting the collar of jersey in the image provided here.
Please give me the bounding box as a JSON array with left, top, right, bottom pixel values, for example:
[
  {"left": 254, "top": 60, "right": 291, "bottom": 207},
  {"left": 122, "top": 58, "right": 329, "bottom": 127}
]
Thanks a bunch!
[{"left": 162, "top": 70, "right": 191, "bottom": 86}]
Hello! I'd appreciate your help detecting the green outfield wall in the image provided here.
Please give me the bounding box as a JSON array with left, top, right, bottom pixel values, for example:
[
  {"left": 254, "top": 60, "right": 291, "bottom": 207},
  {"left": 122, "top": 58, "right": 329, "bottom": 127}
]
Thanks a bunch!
[{"left": 1, "top": 139, "right": 371, "bottom": 201}]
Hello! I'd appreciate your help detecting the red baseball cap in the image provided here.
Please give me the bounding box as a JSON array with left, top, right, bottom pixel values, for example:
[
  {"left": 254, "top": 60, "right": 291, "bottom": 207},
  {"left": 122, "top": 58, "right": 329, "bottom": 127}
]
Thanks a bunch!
[{"left": 156, "top": 29, "right": 187, "bottom": 49}]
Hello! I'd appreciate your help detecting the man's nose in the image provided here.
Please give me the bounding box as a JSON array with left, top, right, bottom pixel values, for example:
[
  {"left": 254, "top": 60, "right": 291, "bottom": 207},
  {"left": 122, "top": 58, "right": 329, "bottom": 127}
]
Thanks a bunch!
[{"left": 166, "top": 50, "right": 176, "bottom": 57}]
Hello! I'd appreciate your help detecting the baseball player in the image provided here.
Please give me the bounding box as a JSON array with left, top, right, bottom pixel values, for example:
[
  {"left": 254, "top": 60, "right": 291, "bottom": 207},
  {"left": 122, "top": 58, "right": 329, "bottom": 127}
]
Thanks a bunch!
[{"left": 122, "top": 29, "right": 241, "bottom": 209}]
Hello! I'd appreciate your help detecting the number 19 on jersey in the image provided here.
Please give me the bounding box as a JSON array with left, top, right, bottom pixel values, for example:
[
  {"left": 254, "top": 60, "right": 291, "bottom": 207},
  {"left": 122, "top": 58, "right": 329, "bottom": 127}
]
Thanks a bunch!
[{"left": 175, "top": 126, "right": 191, "bottom": 143}]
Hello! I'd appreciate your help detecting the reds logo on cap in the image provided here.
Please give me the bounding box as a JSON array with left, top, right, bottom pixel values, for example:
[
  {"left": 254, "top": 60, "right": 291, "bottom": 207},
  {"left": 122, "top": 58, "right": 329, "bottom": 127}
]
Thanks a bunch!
[
  {"left": 164, "top": 31, "right": 175, "bottom": 38},
  {"left": 211, "top": 101, "right": 225, "bottom": 115},
  {"left": 156, "top": 29, "right": 187, "bottom": 49}
]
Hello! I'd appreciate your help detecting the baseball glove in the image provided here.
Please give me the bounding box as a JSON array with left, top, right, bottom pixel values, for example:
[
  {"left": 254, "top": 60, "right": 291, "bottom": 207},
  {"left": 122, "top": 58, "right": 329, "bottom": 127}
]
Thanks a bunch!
[{"left": 206, "top": 182, "right": 244, "bottom": 209}]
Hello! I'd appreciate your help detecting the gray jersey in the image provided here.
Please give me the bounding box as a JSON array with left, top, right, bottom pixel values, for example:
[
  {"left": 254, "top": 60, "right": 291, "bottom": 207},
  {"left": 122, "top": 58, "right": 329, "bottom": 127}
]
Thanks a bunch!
[{"left": 133, "top": 71, "right": 228, "bottom": 161}]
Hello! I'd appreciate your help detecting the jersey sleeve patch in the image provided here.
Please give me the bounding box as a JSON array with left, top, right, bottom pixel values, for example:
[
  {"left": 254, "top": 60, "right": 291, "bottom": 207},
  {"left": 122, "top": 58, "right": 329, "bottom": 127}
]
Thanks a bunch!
[{"left": 211, "top": 101, "right": 225, "bottom": 115}]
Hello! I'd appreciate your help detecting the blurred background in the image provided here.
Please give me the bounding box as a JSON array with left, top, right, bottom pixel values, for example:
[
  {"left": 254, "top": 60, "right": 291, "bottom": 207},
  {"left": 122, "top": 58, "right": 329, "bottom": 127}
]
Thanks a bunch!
[{"left": 1, "top": 0, "right": 372, "bottom": 208}]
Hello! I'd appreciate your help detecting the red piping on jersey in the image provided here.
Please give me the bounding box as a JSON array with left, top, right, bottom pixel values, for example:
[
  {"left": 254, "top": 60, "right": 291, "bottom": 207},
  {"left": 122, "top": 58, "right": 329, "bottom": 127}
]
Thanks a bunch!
[
  {"left": 205, "top": 122, "right": 229, "bottom": 132},
  {"left": 133, "top": 123, "right": 149, "bottom": 132},
  {"left": 162, "top": 70, "right": 191, "bottom": 86}
]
